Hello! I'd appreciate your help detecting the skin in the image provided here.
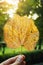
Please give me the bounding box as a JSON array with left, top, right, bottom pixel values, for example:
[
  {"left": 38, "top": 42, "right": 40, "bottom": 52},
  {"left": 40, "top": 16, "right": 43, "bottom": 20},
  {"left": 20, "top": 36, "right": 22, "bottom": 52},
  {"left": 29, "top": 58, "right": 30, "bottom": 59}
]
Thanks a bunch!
[{"left": 0, "top": 55, "right": 26, "bottom": 65}]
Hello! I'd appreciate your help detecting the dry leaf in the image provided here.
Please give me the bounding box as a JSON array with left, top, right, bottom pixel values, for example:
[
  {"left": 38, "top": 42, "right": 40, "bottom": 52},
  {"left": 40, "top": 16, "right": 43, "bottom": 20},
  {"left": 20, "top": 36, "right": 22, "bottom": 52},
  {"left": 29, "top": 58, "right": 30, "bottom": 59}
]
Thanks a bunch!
[{"left": 4, "top": 14, "right": 39, "bottom": 51}]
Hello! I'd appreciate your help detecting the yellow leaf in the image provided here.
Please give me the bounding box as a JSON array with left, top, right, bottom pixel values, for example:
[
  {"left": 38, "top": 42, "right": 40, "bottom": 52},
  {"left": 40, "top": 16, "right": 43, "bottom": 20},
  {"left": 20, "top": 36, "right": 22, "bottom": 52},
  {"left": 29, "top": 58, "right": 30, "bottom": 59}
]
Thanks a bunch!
[{"left": 4, "top": 14, "right": 39, "bottom": 51}]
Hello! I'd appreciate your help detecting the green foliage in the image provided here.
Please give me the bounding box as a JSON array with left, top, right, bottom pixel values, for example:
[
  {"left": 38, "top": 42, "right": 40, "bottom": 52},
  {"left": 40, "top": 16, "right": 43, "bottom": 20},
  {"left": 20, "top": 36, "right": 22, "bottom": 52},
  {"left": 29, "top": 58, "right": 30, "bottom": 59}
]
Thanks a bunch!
[
  {"left": 16, "top": 0, "right": 39, "bottom": 16},
  {"left": 34, "top": 1, "right": 43, "bottom": 45},
  {"left": 0, "top": 2, "right": 10, "bottom": 41},
  {"left": 0, "top": 14, "right": 9, "bottom": 41}
]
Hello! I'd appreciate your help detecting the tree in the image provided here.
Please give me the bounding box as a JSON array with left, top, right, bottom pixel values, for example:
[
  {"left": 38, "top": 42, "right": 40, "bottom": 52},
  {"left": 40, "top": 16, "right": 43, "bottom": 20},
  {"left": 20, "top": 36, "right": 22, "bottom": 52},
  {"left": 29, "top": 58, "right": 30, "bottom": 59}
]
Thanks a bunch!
[
  {"left": 0, "top": 1, "right": 13, "bottom": 41},
  {"left": 34, "top": 0, "right": 43, "bottom": 49},
  {"left": 16, "top": 0, "right": 39, "bottom": 16},
  {"left": 0, "top": 1, "right": 14, "bottom": 53}
]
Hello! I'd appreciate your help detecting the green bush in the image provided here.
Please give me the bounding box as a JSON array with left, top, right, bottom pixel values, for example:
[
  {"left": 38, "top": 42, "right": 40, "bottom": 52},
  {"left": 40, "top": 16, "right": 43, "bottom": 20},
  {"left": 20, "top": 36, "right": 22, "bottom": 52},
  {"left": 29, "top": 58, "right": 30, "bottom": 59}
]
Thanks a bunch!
[{"left": 0, "top": 50, "right": 43, "bottom": 65}]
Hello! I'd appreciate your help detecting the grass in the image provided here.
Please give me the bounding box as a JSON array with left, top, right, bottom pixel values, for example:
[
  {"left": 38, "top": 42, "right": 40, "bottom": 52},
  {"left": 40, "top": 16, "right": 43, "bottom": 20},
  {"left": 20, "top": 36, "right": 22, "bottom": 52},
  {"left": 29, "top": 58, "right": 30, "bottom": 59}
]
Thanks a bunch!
[
  {"left": 0, "top": 46, "right": 28, "bottom": 55},
  {"left": 0, "top": 45, "right": 43, "bottom": 55}
]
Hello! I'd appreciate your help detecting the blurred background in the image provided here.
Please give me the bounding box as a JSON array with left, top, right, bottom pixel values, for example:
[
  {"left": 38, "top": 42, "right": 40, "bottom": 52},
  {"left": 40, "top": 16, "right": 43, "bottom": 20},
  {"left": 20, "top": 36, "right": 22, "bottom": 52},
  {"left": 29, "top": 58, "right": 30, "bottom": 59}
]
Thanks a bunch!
[{"left": 0, "top": 0, "right": 43, "bottom": 65}]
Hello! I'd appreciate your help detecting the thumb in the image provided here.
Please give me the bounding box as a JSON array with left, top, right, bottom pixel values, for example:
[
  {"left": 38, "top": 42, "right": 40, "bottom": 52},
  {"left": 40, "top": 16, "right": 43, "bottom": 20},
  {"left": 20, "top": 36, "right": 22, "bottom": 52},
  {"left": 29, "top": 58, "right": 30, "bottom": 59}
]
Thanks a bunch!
[{"left": 11, "top": 55, "right": 25, "bottom": 65}]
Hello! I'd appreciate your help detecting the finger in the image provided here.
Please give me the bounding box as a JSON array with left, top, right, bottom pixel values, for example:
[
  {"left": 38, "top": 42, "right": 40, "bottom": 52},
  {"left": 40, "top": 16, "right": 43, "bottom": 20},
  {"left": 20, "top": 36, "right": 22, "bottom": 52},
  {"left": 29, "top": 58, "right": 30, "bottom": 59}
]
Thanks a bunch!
[
  {"left": 0, "top": 55, "right": 25, "bottom": 65},
  {"left": 20, "top": 61, "right": 26, "bottom": 65},
  {"left": 1, "top": 56, "right": 18, "bottom": 65},
  {"left": 10, "top": 61, "right": 26, "bottom": 65},
  {"left": 15, "top": 55, "right": 25, "bottom": 63},
  {"left": 11, "top": 55, "right": 25, "bottom": 65},
  {"left": 23, "top": 61, "right": 26, "bottom": 65}
]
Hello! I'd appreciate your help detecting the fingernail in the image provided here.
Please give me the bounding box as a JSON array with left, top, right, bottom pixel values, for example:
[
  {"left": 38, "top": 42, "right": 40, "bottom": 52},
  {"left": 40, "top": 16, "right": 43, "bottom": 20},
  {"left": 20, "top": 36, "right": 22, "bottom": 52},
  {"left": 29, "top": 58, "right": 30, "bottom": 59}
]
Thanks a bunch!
[{"left": 16, "top": 55, "right": 24, "bottom": 63}]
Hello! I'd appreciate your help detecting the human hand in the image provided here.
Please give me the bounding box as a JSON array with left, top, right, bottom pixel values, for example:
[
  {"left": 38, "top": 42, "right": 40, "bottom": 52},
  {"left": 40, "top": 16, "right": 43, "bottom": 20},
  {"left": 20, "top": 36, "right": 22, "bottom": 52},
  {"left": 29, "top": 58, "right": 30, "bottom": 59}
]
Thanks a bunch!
[{"left": 0, "top": 55, "right": 26, "bottom": 65}]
